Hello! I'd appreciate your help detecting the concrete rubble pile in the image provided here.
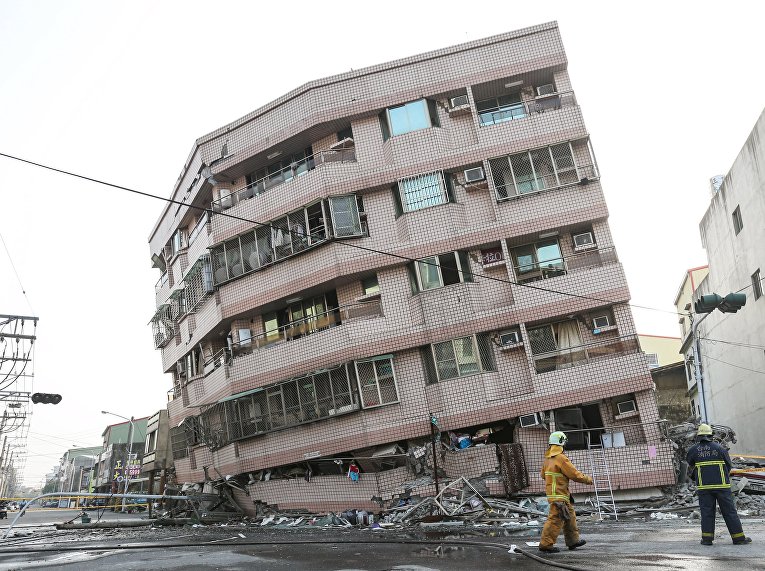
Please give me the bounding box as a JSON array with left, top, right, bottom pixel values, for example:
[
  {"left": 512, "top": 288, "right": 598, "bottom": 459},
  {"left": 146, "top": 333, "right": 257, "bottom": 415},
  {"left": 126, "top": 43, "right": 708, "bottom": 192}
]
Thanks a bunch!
[{"left": 164, "top": 422, "right": 765, "bottom": 530}]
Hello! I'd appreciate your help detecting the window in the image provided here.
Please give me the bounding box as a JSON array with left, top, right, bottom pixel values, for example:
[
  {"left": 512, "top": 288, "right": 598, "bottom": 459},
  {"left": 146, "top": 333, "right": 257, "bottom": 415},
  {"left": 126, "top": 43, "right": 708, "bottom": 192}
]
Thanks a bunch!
[
  {"left": 732, "top": 206, "right": 743, "bottom": 235},
  {"left": 527, "top": 320, "right": 585, "bottom": 373},
  {"left": 511, "top": 239, "right": 565, "bottom": 282},
  {"left": 362, "top": 275, "right": 380, "bottom": 295},
  {"left": 411, "top": 251, "right": 472, "bottom": 291},
  {"left": 355, "top": 356, "right": 398, "bottom": 408},
  {"left": 328, "top": 195, "right": 362, "bottom": 237},
  {"left": 476, "top": 93, "right": 525, "bottom": 126},
  {"left": 489, "top": 142, "right": 584, "bottom": 200},
  {"left": 380, "top": 99, "right": 439, "bottom": 140},
  {"left": 337, "top": 126, "right": 353, "bottom": 141},
  {"left": 753, "top": 269, "right": 762, "bottom": 300},
  {"left": 245, "top": 147, "right": 314, "bottom": 195},
  {"left": 396, "top": 171, "right": 451, "bottom": 213},
  {"left": 433, "top": 337, "right": 480, "bottom": 380},
  {"left": 422, "top": 334, "right": 496, "bottom": 383},
  {"left": 553, "top": 404, "right": 604, "bottom": 450},
  {"left": 645, "top": 353, "right": 659, "bottom": 368},
  {"left": 262, "top": 291, "right": 339, "bottom": 344},
  {"left": 184, "top": 256, "right": 213, "bottom": 313},
  {"left": 210, "top": 196, "right": 362, "bottom": 286}
]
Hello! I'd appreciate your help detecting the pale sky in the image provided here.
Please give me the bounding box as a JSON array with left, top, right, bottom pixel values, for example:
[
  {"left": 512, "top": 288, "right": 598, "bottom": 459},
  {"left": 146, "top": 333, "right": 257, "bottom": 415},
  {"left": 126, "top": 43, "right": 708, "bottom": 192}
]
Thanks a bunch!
[{"left": 1, "top": 1, "right": 763, "bottom": 487}]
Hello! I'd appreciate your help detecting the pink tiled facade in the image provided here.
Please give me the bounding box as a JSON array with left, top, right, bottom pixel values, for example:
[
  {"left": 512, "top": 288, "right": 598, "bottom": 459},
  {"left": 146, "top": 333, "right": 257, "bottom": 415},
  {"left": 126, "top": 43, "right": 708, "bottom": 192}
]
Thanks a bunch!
[{"left": 150, "top": 22, "right": 674, "bottom": 514}]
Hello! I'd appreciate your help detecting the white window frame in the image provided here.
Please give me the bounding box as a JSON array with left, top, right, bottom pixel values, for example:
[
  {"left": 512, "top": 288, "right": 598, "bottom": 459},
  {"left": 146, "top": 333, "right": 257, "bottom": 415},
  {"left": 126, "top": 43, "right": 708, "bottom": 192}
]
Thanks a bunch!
[
  {"left": 414, "top": 251, "right": 470, "bottom": 291},
  {"left": 354, "top": 355, "right": 399, "bottom": 409},
  {"left": 386, "top": 99, "right": 433, "bottom": 137},
  {"left": 432, "top": 336, "right": 482, "bottom": 381},
  {"left": 592, "top": 315, "right": 611, "bottom": 329},
  {"left": 398, "top": 171, "right": 448, "bottom": 213}
]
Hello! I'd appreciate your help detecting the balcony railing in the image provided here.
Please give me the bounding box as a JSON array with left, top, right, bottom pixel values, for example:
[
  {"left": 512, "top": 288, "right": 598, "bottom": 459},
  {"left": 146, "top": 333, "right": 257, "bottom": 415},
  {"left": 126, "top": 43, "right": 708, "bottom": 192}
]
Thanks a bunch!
[
  {"left": 155, "top": 271, "right": 169, "bottom": 291},
  {"left": 189, "top": 212, "right": 209, "bottom": 246},
  {"left": 532, "top": 333, "right": 640, "bottom": 374},
  {"left": 478, "top": 91, "right": 577, "bottom": 127},
  {"left": 512, "top": 246, "right": 618, "bottom": 284},
  {"left": 211, "top": 148, "right": 357, "bottom": 213},
  {"left": 230, "top": 299, "right": 383, "bottom": 358}
]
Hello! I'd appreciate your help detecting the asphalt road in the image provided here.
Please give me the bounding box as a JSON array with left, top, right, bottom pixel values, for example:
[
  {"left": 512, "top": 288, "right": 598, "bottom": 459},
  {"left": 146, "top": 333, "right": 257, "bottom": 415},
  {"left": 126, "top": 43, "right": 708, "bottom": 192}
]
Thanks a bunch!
[{"left": 0, "top": 515, "right": 763, "bottom": 570}]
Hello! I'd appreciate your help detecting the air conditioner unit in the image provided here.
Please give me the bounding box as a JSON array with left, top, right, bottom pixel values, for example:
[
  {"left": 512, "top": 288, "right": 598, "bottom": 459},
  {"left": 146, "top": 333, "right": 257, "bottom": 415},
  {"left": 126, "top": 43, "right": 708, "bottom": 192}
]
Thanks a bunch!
[
  {"left": 617, "top": 399, "right": 637, "bottom": 415},
  {"left": 450, "top": 95, "right": 470, "bottom": 108},
  {"left": 573, "top": 232, "right": 595, "bottom": 249},
  {"left": 519, "top": 413, "right": 541, "bottom": 428},
  {"left": 499, "top": 330, "right": 521, "bottom": 346},
  {"left": 176, "top": 361, "right": 186, "bottom": 376},
  {"left": 592, "top": 315, "right": 610, "bottom": 329},
  {"left": 537, "top": 84, "right": 555, "bottom": 96},
  {"left": 464, "top": 167, "right": 485, "bottom": 183}
]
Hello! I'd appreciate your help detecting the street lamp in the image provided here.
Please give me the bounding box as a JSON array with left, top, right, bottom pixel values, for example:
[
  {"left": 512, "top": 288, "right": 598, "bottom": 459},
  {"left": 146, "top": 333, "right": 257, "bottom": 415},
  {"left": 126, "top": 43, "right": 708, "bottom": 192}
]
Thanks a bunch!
[{"left": 101, "top": 410, "right": 135, "bottom": 513}]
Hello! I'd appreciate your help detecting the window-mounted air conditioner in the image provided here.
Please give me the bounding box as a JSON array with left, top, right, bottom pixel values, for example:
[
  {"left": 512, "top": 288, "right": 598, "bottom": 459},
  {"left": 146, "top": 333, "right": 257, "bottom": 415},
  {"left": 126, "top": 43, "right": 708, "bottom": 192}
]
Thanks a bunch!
[
  {"left": 617, "top": 399, "right": 637, "bottom": 415},
  {"left": 464, "top": 167, "right": 485, "bottom": 183},
  {"left": 176, "top": 361, "right": 186, "bottom": 375},
  {"left": 573, "top": 232, "right": 595, "bottom": 250},
  {"left": 537, "top": 84, "right": 555, "bottom": 96},
  {"left": 592, "top": 315, "right": 610, "bottom": 329},
  {"left": 450, "top": 95, "right": 470, "bottom": 108},
  {"left": 519, "top": 413, "right": 541, "bottom": 428},
  {"left": 499, "top": 330, "right": 521, "bottom": 346}
]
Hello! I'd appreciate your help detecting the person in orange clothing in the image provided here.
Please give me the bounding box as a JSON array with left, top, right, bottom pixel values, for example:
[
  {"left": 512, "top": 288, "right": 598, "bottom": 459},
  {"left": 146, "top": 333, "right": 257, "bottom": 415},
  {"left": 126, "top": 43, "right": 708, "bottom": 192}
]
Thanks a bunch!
[{"left": 539, "top": 431, "right": 593, "bottom": 553}]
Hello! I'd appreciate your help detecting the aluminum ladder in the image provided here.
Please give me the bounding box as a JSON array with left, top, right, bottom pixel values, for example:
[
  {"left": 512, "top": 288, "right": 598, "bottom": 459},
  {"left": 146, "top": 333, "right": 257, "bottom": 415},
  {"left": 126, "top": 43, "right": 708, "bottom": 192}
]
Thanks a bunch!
[{"left": 587, "top": 434, "right": 618, "bottom": 520}]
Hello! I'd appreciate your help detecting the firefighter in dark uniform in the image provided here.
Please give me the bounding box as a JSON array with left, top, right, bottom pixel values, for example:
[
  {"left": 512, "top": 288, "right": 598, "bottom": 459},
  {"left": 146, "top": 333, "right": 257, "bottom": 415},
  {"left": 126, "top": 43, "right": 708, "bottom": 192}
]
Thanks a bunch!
[{"left": 687, "top": 423, "right": 752, "bottom": 545}]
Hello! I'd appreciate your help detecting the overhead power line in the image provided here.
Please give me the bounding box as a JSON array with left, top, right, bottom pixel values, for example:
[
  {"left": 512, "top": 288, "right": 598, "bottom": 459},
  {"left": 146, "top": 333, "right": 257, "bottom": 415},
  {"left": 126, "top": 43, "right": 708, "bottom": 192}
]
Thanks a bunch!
[
  {"left": 701, "top": 337, "right": 765, "bottom": 351},
  {"left": 0, "top": 151, "right": 684, "bottom": 318},
  {"left": 704, "top": 354, "right": 765, "bottom": 376}
]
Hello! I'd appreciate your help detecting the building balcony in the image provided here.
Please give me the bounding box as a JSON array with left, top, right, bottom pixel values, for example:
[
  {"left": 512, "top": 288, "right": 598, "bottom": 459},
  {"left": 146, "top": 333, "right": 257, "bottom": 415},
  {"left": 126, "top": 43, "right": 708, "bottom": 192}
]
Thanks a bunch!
[
  {"left": 210, "top": 148, "right": 358, "bottom": 236},
  {"left": 511, "top": 248, "right": 627, "bottom": 317},
  {"left": 531, "top": 333, "right": 642, "bottom": 375},
  {"left": 477, "top": 90, "right": 577, "bottom": 128},
  {"left": 225, "top": 300, "right": 384, "bottom": 391},
  {"left": 477, "top": 98, "right": 586, "bottom": 151}
]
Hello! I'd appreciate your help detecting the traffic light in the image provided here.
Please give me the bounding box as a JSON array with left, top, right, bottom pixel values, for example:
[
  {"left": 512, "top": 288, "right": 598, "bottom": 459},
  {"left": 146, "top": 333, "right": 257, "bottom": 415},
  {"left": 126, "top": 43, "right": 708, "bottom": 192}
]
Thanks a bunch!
[
  {"left": 718, "top": 292, "right": 747, "bottom": 313},
  {"left": 694, "top": 294, "right": 723, "bottom": 314},
  {"left": 31, "top": 393, "right": 62, "bottom": 405}
]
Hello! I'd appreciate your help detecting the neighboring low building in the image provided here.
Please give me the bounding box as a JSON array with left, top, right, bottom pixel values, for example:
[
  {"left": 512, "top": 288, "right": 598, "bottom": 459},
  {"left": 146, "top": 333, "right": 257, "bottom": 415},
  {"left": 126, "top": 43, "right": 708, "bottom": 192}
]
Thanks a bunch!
[
  {"left": 638, "top": 334, "right": 682, "bottom": 369},
  {"left": 93, "top": 418, "right": 149, "bottom": 495},
  {"left": 57, "top": 447, "right": 101, "bottom": 499},
  {"left": 638, "top": 335, "right": 689, "bottom": 425},
  {"left": 141, "top": 410, "right": 173, "bottom": 500}
]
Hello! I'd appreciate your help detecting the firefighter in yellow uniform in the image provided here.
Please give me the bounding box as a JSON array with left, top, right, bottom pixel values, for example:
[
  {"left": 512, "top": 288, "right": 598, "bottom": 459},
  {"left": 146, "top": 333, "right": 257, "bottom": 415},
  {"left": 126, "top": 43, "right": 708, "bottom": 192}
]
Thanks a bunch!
[{"left": 539, "top": 431, "right": 593, "bottom": 553}]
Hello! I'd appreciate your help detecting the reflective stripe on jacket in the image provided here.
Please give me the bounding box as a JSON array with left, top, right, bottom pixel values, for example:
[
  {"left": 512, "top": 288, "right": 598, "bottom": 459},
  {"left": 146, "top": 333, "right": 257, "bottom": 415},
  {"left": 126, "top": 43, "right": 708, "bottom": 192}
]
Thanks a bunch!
[
  {"left": 541, "top": 445, "right": 592, "bottom": 501},
  {"left": 687, "top": 439, "right": 732, "bottom": 490}
]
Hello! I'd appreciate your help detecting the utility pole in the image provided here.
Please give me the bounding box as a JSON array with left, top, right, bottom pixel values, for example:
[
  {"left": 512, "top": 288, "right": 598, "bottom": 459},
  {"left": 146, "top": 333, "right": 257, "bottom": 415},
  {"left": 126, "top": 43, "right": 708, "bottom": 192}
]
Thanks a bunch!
[
  {"left": 691, "top": 312, "right": 712, "bottom": 423},
  {"left": 123, "top": 417, "right": 135, "bottom": 512},
  {"left": 692, "top": 292, "right": 747, "bottom": 424}
]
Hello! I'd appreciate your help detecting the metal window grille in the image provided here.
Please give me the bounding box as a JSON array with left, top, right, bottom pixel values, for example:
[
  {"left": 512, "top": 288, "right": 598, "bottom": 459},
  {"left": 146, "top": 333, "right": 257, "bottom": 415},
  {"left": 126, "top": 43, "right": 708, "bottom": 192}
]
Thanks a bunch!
[
  {"left": 355, "top": 357, "right": 398, "bottom": 408},
  {"left": 198, "top": 363, "right": 360, "bottom": 449},
  {"left": 150, "top": 304, "right": 174, "bottom": 349},
  {"left": 489, "top": 139, "right": 598, "bottom": 200},
  {"left": 184, "top": 255, "right": 213, "bottom": 313},
  {"left": 398, "top": 171, "right": 448, "bottom": 212}
]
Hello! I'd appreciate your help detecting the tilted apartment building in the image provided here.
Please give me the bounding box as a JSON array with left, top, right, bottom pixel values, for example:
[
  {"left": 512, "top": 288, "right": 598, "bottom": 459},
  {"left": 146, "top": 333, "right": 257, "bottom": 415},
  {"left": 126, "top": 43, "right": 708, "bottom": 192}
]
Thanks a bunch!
[{"left": 149, "top": 22, "right": 674, "bottom": 513}]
